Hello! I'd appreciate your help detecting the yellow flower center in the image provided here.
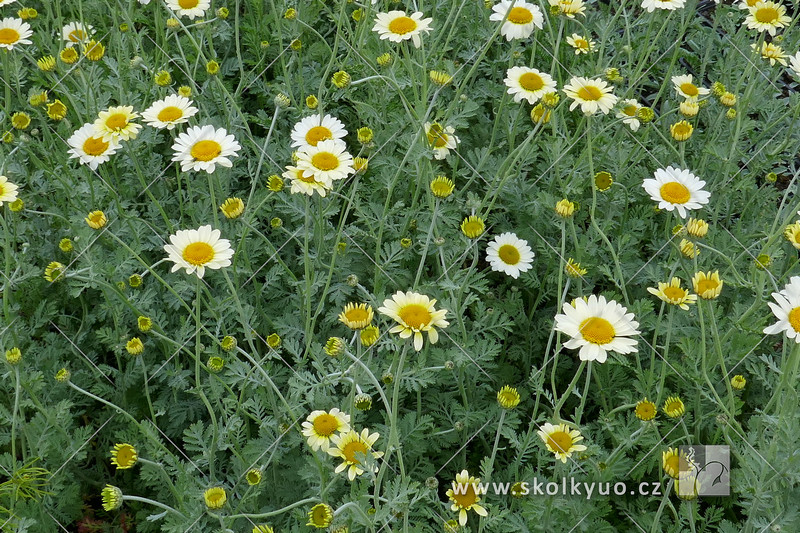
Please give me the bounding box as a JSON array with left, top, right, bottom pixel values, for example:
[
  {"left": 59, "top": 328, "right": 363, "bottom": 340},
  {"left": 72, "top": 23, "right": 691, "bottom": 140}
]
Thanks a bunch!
[
  {"left": 182, "top": 242, "right": 215, "bottom": 266},
  {"left": 519, "top": 72, "right": 544, "bottom": 91},
  {"left": 312, "top": 413, "right": 339, "bottom": 436},
  {"left": 462, "top": 219, "right": 484, "bottom": 237},
  {"left": 574, "top": 38, "right": 588, "bottom": 49},
  {"left": 696, "top": 278, "right": 718, "bottom": 294},
  {"left": 115, "top": 446, "right": 136, "bottom": 467},
  {"left": 662, "top": 286, "right": 686, "bottom": 301},
  {"left": 179, "top": 0, "right": 200, "bottom": 8},
  {"left": 88, "top": 213, "right": 105, "bottom": 225},
  {"left": 664, "top": 454, "right": 688, "bottom": 474},
  {"left": 398, "top": 304, "right": 432, "bottom": 329},
  {"left": 0, "top": 28, "right": 20, "bottom": 45},
  {"left": 623, "top": 105, "right": 637, "bottom": 117},
  {"left": 576, "top": 85, "right": 603, "bottom": 101},
  {"left": 546, "top": 430, "right": 574, "bottom": 453},
  {"left": 427, "top": 124, "right": 449, "bottom": 148},
  {"left": 305, "top": 126, "right": 333, "bottom": 146},
  {"left": 666, "top": 400, "right": 682, "bottom": 413},
  {"left": 636, "top": 403, "right": 655, "bottom": 419},
  {"left": 191, "top": 140, "right": 222, "bottom": 162},
  {"left": 207, "top": 491, "right": 223, "bottom": 505},
  {"left": 68, "top": 29, "right": 87, "bottom": 42},
  {"left": 157, "top": 106, "right": 184, "bottom": 122},
  {"left": 680, "top": 82, "right": 699, "bottom": 97},
  {"left": 672, "top": 123, "right": 692, "bottom": 136},
  {"left": 311, "top": 152, "right": 339, "bottom": 171},
  {"left": 507, "top": 6, "right": 533, "bottom": 24},
  {"left": 342, "top": 440, "right": 368, "bottom": 464},
  {"left": 755, "top": 6, "right": 778, "bottom": 23},
  {"left": 310, "top": 506, "right": 330, "bottom": 525},
  {"left": 579, "top": 317, "right": 615, "bottom": 344},
  {"left": 659, "top": 181, "right": 691, "bottom": 204},
  {"left": 388, "top": 16, "right": 417, "bottom": 34},
  {"left": 451, "top": 484, "right": 477, "bottom": 508},
  {"left": 105, "top": 113, "right": 129, "bottom": 130},
  {"left": 498, "top": 244, "right": 521, "bottom": 265},
  {"left": 788, "top": 307, "right": 800, "bottom": 333},
  {"left": 83, "top": 136, "right": 110, "bottom": 156},
  {"left": 345, "top": 307, "right": 370, "bottom": 322}
]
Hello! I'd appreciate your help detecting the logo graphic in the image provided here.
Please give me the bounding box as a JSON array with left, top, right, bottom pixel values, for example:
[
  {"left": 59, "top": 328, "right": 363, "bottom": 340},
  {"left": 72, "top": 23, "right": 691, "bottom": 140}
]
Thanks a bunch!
[{"left": 677, "top": 445, "right": 730, "bottom": 497}]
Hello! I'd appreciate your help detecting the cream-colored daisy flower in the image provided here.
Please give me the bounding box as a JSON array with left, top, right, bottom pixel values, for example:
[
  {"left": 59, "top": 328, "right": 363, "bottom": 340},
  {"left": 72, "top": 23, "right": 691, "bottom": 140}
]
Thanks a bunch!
[
  {"left": 372, "top": 10, "right": 433, "bottom": 48},
  {"left": 489, "top": 0, "right": 544, "bottom": 41},
  {"left": 166, "top": 0, "right": 210, "bottom": 20},
  {"left": 764, "top": 276, "right": 800, "bottom": 342},
  {"left": 566, "top": 33, "right": 594, "bottom": 54},
  {"left": 290, "top": 114, "right": 348, "bottom": 149},
  {"left": 378, "top": 290, "right": 449, "bottom": 351},
  {"left": 553, "top": 294, "right": 640, "bottom": 363},
  {"left": 616, "top": 99, "right": 642, "bottom": 131},
  {"left": 486, "top": 232, "right": 534, "bottom": 279},
  {"left": 504, "top": 66, "right": 557, "bottom": 105},
  {"left": 295, "top": 139, "right": 355, "bottom": 184},
  {"left": 301, "top": 408, "right": 351, "bottom": 451},
  {"left": 0, "top": 17, "right": 32, "bottom": 50},
  {"left": 141, "top": 95, "right": 198, "bottom": 130},
  {"left": 61, "top": 22, "right": 94, "bottom": 47},
  {"left": 563, "top": 76, "right": 618, "bottom": 115},
  {"left": 163, "top": 225, "right": 234, "bottom": 278},
  {"left": 671, "top": 74, "right": 710, "bottom": 100},
  {"left": 425, "top": 122, "right": 459, "bottom": 160},
  {"left": 172, "top": 125, "right": 241, "bottom": 173},
  {"left": 745, "top": 1, "right": 791, "bottom": 36},
  {"left": 284, "top": 164, "right": 332, "bottom": 197},
  {"left": 753, "top": 41, "right": 788, "bottom": 65},
  {"left": 0, "top": 0, "right": 17, "bottom": 7},
  {"left": 789, "top": 51, "right": 800, "bottom": 78},
  {"left": 327, "top": 428, "right": 383, "bottom": 481},
  {"left": 67, "top": 123, "right": 121, "bottom": 170},
  {"left": 548, "top": 0, "right": 586, "bottom": 17},
  {"left": 537, "top": 422, "right": 588, "bottom": 463},
  {"left": 446, "top": 470, "right": 489, "bottom": 526},
  {"left": 692, "top": 271, "right": 723, "bottom": 299},
  {"left": 0, "top": 176, "right": 19, "bottom": 206},
  {"left": 338, "top": 302, "right": 374, "bottom": 329},
  {"left": 94, "top": 106, "right": 142, "bottom": 142},
  {"left": 641, "top": 0, "right": 686, "bottom": 12},
  {"left": 647, "top": 277, "right": 697, "bottom": 310},
  {"left": 662, "top": 447, "right": 694, "bottom": 479},
  {"left": 642, "top": 166, "right": 710, "bottom": 218}
]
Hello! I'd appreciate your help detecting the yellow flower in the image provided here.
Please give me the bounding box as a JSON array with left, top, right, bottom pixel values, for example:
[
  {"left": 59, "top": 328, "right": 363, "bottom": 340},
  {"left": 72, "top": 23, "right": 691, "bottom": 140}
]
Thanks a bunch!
[
  {"left": 138, "top": 316, "right": 152, "bottom": 332},
  {"left": 10, "top": 112, "right": 29, "bottom": 130},
  {"left": 220, "top": 197, "right": 245, "bottom": 219},
  {"left": 324, "top": 336, "right": 345, "bottom": 356},
  {"left": 37, "top": 55, "right": 56, "bottom": 71},
  {"left": 101, "top": 485, "right": 123, "bottom": 511},
  {"left": 731, "top": 375, "right": 746, "bottom": 390},
  {"left": 129, "top": 274, "right": 143, "bottom": 287},
  {"left": 719, "top": 91, "right": 737, "bottom": 107},
  {"left": 252, "top": 525, "right": 274, "bottom": 533},
  {"left": 670, "top": 120, "right": 693, "bottom": 141},
  {"left": 565, "top": 258, "right": 587, "bottom": 278},
  {"left": 327, "top": 428, "right": 383, "bottom": 481},
  {"left": 46, "top": 100, "right": 68, "bottom": 120},
  {"left": 5, "top": 347, "right": 22, "bottom": 365},
  {"left": 679, "top": 100, "right": 699, "bottom": 117},
  {"left": 204, "top": 487, "right": 226, "bottom": 509},
  {"left": 530, "top": 103, "right": 552, "bottom": 124},
  {"left": 126, "top": 337, "right": 144, "bottom": 355},
  {"left": 206, "top": 60, "right": 220, "bottom": 75},
  {"left": 221, "top": 336, "right": 237, "bottom": 352},
  {"left": 378, "top": 290, "right": 449, "bottom": 351},
  {"left": 29, "top": 91, "right": 48, "bottom": 107},
  {"left": 360, "top": 325, "right": 380, "bottom": 347},
  {"left": 662, "top": 447, "right": 693, "bottom": 479},
  {"left": 178, "top": 85, "right": 192, "bottom": 97},
  {"left": 430, "top": 70, "right": 452, "bottom": 86},
  {"left": 44, "top": 261, "right": 66, "bottom": 282},
  {"left": 686, "top": 217, "right": 708, "bottom": 238},
  {"left": 662, "top": 395, "right": 685, "bottom": 418},
  {"left": 154, "top": 70, "right": 172, "bottom": 86},
  {"left": 85, "top": 210, "right": 107, "bottom": 229},
  {"left": 692, "top": 271, "right": 723, "bottom": 300},
  {"left": 555, "top": 199, "right": 576, "bottom": 217},
  {"left": 59, "top": 238, "right": 73, "bottom": 252},
  {"left": 647, "top": 277, "right": 697, "bottom": 310},
  {"left": 60, "top": 48, "right": 79, "bottom": 64},
  {"left": 430, "top": 176, "right": 455, "bottom": 198},
  {"left": 680, "top": 238, "right": 698, "bottom": 258},
  {"left": 537, "top": 422, "right": 587, "bottom": 463},
  {"left": 460, "top": 216, "right": 485, "bottom": 239},
  {"left": 246, "top": 469, "right": 262, "bottom": 485},
  {"left": 267, "top": 174, "right": 284, "bottom": 192},
  {"left": 307, "top": 503, "right": 334, "bottom": 528},
  {"left": 634, "top": 398, "right": 656, "bottom": 421},
  {"left": 83, "top": 40, "right": 106, "bottom": 61},
  {"left": 305, "top": 95, "right": 318, "bottom": 109},
  {"left": 55, "top": 368, "right": 71, "bottom": 382},
  {"left": 784, "top": 221, "right": 800, "bottom": 249},
  {"left": 267, "top": 333, "right": 281, "bottom": 349},
  {"left": 594, "top": 171, "right": 613, "bottom": 191},
  {"left": 446, "top": 470, "right": 489, "bottom": 526},
  {"left": 331, "top": 70, "right": 351, "bottom": 89},
  {"left": 376, "top": 53, "right": 393, "bottom": 67},
  {"left": 302, "top": 409, "right": 351, "bottom": 451},
  {"left": 110, "top": 443, "right": 138, "bottom": 469},
  {"left": 338, "top": 302, "right": 374, "bottom": 330},
  {"left": 496, "top": 385, "right": 521, "bottom": 409}
]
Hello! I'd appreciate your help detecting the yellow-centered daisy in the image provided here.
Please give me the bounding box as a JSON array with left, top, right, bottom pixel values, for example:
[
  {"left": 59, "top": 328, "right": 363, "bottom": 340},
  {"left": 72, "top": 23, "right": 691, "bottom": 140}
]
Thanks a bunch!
[
  {"left": 671, "top": 74, "right": 710, "bottom": 100},
  {"left": 504, "top": 66, "right": 557, "bottom": 105},
  {"left": 301, "top": 408, "right": 351, "bottom": 451},
  {"left": 172, "top": 125, "right": 241, "bottom": 173},
  {"left": 94, "top": 106, "right": 142, "bottom": 142},
  {"left": 338, "top": 302, "right": 374, "bottom": 329},
  {"left": 295, "top": 139, "right": 355, "bottom": 184},
  {"left": 110, "top": 443, "right": 138, "bottom": 469},
  {"left": 692, "top": 271, "right": 723, "bottom": 299},
  {"left": 0, "top": 176, "right": 19, "bottom": 206},
  {"left": 285, "top": 164, "right": 332, "bottom": 198},
  {"left": 425, "top": 122, "right": 460, "bottom": 160},
  {"left": 764, "top": 276, "right": 800, "bottom": 342},
  {"left": 163, "top": 225, "right": 234, "bottom": 278},
  {"left": 142, "top": 95, "right": 198, "bottom": 130},
  {"left": 378, "top": 290, "right": 449, "bottom": 351},
  {"left": 647, "top": 277, "right": 697, "bottom": 310},
  {"left": 372, "top": 10, "right": 433, "bottom": 48},
  {"left": 489, "top": 0, "right": 544, "bottom": 41},
  {"left": 0, "top": 17, "right": 33, "bottom": 50},
  {"left": 642, "top": 166, "right": 710, "bottom": 218},
  {"left": 290, "top": 114, "right": 347, "bottom": 149},
  {"left": 485, "top": 232, "right": 534, "bottom": 279},
  {"left": 327, "top": 428, "right": 383, "bottom": 481},
  {"left": 166, "top": 0, "right": 210, "bottom": 20},
  {"left": 537, "top": 422, "right": 588, "bottom": 463},
  {"left": 67, "top": 123, "right": 121, "bottom": 170},
  {"left": 745, "top": 1, "right": 791, "bottom": 36},
  {"left": 617, "top": 99, "right": 642, "bottom": 131},
  {"left": 563, "top": 76, "right": 618, "bottom": 115},
  {"left": 61, "top": 22, "right": 93, "bottom": 47},
  {"left": 446, "top": 470, "right": 489, "bottom": 526}
]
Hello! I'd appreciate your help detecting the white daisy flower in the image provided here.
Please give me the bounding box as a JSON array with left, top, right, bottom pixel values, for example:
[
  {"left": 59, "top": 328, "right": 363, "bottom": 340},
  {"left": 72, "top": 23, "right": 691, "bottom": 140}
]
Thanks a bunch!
[
  {"left": 566, "top": 33, "right": 594, "bottom": 54},
  {"left": 671, "top": 74, "right": 710, "bottom": 100},
  {"left": 642, "top": 166, "right": 711, "bottom": 218},
  {"left": 163, "top": 225, "right": 234, "bottom": 278},
  {"left": 171, "top": 125, "right": 242, "bottom": 173},
  {"left": 372, "top": 10, "right": 433, "bottom": 48},
  {"left": 745, "top": 2, "right": 791, "bottom": 36},
  {"left": 641, "top": 0, "right": 686, "bottom": 12},
  {"left": 295, "top": 139, "right": 355, "bottom": 185},
  {"left": 0, "top": 175, "right": 19, "bottom": 206},
  {"left": 764, "top": 276, "right": 800, "bottom": 342},
  {"left": 489, "top": 0, "right": 544, "bottom": 41},
  {"left": 284, "top": 164, "right": 332, "bottom": 198},
  {"left": 425, "top": 122, "right": 460, "bottom": 160},
  {"left": 548, "top": 0, "right": 587, "bottom": 17},
  {"left": 616, "top": 99, "right": 642, "bottom": 131},
  {"left": 504, "top": 66, "right": 557, "bottom": 105},
  {"left": 0, "top": 17, "right": 32, "bottom": 50},
  {"left": 165, "top": 0, "right": 210, "bottom": 20},
  {"left": 93, "top": 105, "right": 142, "bottom": 142},
  {"left": 562, "top": 76, "right": 618, "bottom": 115},
  {"left": 553, "top": 294, "right": 640, "bottom": 363},
  {"left": 61, "top": 22, "right": 94, "bottom": 47},
  {"left": 486, "top": 233, "right": 535, "bottom": 279},
  {"left": 290, "top": 114, "right": 348, "bottom": 149},
  {"left": 67, "top": 123, "right": 121, "bottom": 170},
  {"left": 788, "top": 51, "right": 800, "bottom": 78},
  {"left": 142, "top": 95, "right": 199, "bottom": 130},
  {"left": 301, "top": 408, "right": 351, "bottom": 451},
  {"left": 378, "top": 290, "right": 450, "bottom": 352},
  {"left": 0, "top": 0, "right": 18, "bottom": 8}
]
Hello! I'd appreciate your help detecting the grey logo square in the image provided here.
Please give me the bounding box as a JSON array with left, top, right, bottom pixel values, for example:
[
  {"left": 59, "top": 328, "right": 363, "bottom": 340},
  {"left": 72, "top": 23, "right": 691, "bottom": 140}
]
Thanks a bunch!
[{"left": 678, "top": 445, "right": 730, "bottom": 497}]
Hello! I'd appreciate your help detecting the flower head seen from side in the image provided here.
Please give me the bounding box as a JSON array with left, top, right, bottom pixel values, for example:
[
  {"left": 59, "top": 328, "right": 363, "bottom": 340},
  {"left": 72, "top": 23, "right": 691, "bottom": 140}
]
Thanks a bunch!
[
  {"left": 647, "top": 277, "right": 697, "bottom": 310},
  {"left": 549, "top": 0, "right": 586, "bottom": 17},
  {"left": 0, "top": 18, "right": 33, "bottom": 50},
  {"left": 425, "top": 122, "right": 459, "bottom": 159},
  {"left": 563, "top": 77, "right": 618, "bottom": 115},
  {"left": 166, "top": 0, "right": 210, "bottom": 19},
  {"left": 101, "top": 485, "right": 123, "bottom": 511},
  {"left": 764, "top": 276, "right": 800, "bottom": 342},
  {"left": 0, "top": 175, "right": 19, "bottom": 206},
  {"left": 671, "top": 74, "right": 710, "bottom": 100},
  {"left": 662, "top": 447, "right": 694, "bottom": 479},
  {"left": 301, "top": 408, "right": 351, "bottom": 451},
  {"left": 94, "top": 106, "right": 141, "bottom": 142},
  {"left": 295, "top": 139, "right": 354, "bottom": 184},
  {"left": 553, "top": 294, "right": 640, "bottom": 363},
  {"left": 504, "top": 66, "right": 557, "bottom": 105},
  {"left": 327, "top": 428, "right": 383, "bottom": 481},
  {"left": 617, "top": 99, "right": 642, "bottom": 131},
  {"left": 110, "top": 443, "right": 138, "bottom": 470},
  {"left": 203, "top": 487, "right": 226, "bottom": 509},
  {"left": 537, "top": 422, "right": 587, "bottom": 463},
  {"left": 172, "top": 125, "right": 241, "bottom": 173},
  {"left": 489, "top": 0, "right": 544, "bottom": 41},
  {"left": 692, "top": 271, "right": 723, "bottom": 299},
  {"left": 338, "top": 302, "right": 374, "bottom": 330},
  {"left": 163, "top": 225, "right": 234, "bottom": 278},
  {"left": 285, "top": 164, "right": 332, "bottom": 197},
  {"left": 372, "top": 10, "right": 432, "bottom": 48},
  {"left": 290, "top": 114, "right": 347, "bottom": 149},
  {"left": 67, "top": 123, "right": 121, "bottom": 170},
  {"left": 745, "top": 1, "right": 791, "bottom": 36},
  {"left": 497, "top": 385, "right": 521, "bottom": 409},
  {"left": 446, "top": 469, "right": 489, "bottom": 526},
  {"left": 754, "top": 41, "right": 788, "bottom": 65},
  {"left": 61, "top": 22, "right": 93, "bottom": 46},
  {"left": 642, "top": 166, "right": 710, "bottom": 218},
  {"left": 142, "top": 95, "right": 198, "bottom": 130},
  {"left": 485, "top": 232, "right": 534, "bottom": 279},
  {"left": 641, "top": 0, "right": 686, "bottom": 12},
  {"left": 307, "top": 503, "right": 334, "bottom": 528},
  {"left": 663, "top": 395, "right": 685, "bottom": 418},
  {"left": 379, "top": 290, "right": 449, "bottom": 351}
]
